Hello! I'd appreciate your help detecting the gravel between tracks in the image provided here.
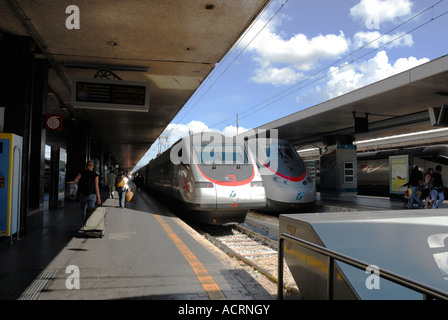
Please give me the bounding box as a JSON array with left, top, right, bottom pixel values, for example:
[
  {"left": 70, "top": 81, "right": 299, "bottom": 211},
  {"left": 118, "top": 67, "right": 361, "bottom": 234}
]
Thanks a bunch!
[{"left": 174, "top": 217, "right": 301, "bottom": 300}]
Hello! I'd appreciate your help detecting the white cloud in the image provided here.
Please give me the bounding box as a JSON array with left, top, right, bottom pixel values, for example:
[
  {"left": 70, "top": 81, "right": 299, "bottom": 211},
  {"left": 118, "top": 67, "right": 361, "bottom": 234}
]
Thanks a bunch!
[
  {"left": 353, "top": 31, "right": 413, "bottom": 49},
  {"left": 251, "top": 66, "right": 303, "bottom": 86},
  {"left": 221, "top": 125, "right": 249, "bottom": 137},
  {"left": 241, "top": 0, "right": 415, "bottom": 88},
  {"left": 248, "top": 31, "right": 349, "bottom": 86},
  {"left": 240, "top": 4, "right": 350, "bottom": 87},
  {"left": 161, "top": 120, "right": 214, "bottom": 146},
  {"left": 323, "top": 50, "right": 429, "bottom": 100},
  {"left": 248, "top": 31, "right": 350, "bottom": 72},
  {"left": 163, "top": 121, "right": 250, "bottom": 142},
  {"left": 350, "top": 0, "right": 413, "bottom": 26}
]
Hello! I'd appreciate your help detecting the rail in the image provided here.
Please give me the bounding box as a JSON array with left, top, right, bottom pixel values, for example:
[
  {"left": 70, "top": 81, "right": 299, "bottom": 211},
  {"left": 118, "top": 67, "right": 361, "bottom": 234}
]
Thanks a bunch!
[{"left": 278, "top": 233, "right": 448, "bottom": 300}]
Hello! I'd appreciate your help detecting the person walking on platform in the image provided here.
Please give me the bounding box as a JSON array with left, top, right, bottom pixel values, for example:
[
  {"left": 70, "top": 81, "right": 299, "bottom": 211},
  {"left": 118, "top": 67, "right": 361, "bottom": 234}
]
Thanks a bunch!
[
  {"left": 135, "top": 173, "right": 144, "bottom": 191},
  {"left": 74, "top": 160, "right": 102, "bottom": 222},
  {"left": 107, "top": 169, "right": 117, "bottom": 199},
  {"left": 431, "top": 165, "right": 445, "bottom": 209},
  {"left": 404, "top": 165, "right": 425, "bottom": 209},
  {"left": 116, "top": 171, "right": 130, "bottom": 208},
  {"left": 421, "top": 168, "right": 435, "bottom": 209}
]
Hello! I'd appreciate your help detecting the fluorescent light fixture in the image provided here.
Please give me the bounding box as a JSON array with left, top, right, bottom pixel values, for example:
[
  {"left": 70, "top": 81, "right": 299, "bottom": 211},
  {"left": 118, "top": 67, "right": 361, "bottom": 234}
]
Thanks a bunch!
[{"left": 355, "top": 127, "right": 448, "bottom": 145}]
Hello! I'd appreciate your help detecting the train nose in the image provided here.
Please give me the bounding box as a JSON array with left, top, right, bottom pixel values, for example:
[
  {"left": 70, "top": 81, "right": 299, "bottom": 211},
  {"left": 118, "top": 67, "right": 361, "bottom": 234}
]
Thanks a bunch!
[{"left": 215, "top": 184, "right": 266, "bottom": 209}]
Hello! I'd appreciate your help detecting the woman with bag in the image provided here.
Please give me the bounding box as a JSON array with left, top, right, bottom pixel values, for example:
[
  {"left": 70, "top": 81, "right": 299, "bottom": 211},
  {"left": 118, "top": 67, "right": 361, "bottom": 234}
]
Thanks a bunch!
[{"left": 116, "top": 171, "right": 129, "bottom": 208}]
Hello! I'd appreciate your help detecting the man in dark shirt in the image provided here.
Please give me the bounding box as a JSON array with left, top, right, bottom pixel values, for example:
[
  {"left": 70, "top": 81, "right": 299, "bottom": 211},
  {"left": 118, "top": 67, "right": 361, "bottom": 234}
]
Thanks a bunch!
[
  {"left": 431, "top": 165, "right": 445, "bottom": 209},
  {"left": 407, "top": 165, "right": 425, "bottom": 209},
  {"left": 74, "top": 161, "right": 102, "bottom": 222}
]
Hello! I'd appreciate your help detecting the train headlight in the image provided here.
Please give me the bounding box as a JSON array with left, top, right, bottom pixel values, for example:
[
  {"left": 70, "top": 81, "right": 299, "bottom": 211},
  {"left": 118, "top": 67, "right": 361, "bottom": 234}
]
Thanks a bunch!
[
  {"left": 302, "top": 180, "right": 308, "bottom": 185},
  {"left": 307, "top": 177, "right": 313, "bottom": 183},
  {"left": 195, "top": 181, "right": 214, "bottom": 188},
  {"left": 273, "top": 177, "right": 281, "bottom": 183},
  {"left": 250, "top": 181, "right": 263, "bottom": 187}
]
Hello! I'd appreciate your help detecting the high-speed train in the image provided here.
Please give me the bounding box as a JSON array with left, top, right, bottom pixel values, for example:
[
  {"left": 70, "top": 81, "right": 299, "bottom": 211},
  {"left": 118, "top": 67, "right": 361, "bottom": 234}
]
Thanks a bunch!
[
  {"left": 143, "top": 132, "right": 266, "bottom": 225},
  {"left": 248, "top": 138, "right": 316, "bottom": 213}
]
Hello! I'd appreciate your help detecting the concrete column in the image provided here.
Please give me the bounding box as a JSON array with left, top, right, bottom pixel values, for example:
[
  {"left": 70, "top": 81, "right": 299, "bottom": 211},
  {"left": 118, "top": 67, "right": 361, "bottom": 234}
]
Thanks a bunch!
[
  {"left": 0, "top": 37, "right": 48, "bottom": 233},
  {"left": 66, "top": 121, "right": 90, "bottom": 181},
  {"left": 28, "top": 59, "right": 48, "bottom": 229}
]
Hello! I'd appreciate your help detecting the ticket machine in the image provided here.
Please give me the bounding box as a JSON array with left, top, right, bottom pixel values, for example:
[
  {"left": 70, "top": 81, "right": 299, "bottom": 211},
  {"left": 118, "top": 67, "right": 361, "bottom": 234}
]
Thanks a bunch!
[{"left": 0, "top": 133, "right": 22, "bottom": 241}]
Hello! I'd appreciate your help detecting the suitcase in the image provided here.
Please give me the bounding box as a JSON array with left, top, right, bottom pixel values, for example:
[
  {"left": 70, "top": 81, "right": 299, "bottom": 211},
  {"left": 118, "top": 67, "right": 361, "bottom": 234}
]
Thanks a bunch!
[{"left": 81, "top": 206, "right": 107, "bottom": 238}]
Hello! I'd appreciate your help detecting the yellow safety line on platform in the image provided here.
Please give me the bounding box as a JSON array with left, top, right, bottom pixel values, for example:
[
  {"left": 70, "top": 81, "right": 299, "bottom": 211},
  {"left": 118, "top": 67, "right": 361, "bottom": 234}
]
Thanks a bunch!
[{"left": 153, "top": 214, "right": 226, "bottom": 300}]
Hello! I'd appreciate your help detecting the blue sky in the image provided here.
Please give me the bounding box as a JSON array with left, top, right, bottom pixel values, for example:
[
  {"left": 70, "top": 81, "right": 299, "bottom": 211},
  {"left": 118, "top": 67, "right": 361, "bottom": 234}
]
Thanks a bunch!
[{"left": 134, "top": 0, "right": 448, "bottom": 171}]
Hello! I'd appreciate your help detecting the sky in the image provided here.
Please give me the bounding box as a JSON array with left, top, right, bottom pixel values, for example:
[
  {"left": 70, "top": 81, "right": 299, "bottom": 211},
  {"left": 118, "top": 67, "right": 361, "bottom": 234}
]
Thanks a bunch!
[{"left": 133, "top": 0, "right": 448, "bottom": 171}]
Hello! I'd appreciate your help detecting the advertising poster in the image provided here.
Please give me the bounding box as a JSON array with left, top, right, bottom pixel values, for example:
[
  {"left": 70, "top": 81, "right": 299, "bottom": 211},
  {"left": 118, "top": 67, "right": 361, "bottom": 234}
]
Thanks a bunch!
[
  {"left": 58, "top": 148, "right": 67, "bottom": 201},
  {"left": 389, "top": 155, "right": 409, "bottom": 194}
]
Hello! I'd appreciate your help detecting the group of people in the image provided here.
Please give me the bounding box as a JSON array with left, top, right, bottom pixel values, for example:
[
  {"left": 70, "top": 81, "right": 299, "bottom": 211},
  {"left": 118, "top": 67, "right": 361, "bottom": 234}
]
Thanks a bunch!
[
  {"left": 405, "top": 165, "right": 445, "bottom": 209},
  {"left": 74, "top": 161, "right": 135, "bottom": 223}
]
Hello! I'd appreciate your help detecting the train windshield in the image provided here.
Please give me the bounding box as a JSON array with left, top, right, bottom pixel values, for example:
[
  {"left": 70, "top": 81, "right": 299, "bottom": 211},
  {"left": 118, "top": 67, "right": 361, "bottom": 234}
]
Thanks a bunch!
[
  {"left": 193, "top": 144, "right": 248, "bottom": 164},
  {"left": 263, "top": 144, "right": 300, "bottom": 161}
]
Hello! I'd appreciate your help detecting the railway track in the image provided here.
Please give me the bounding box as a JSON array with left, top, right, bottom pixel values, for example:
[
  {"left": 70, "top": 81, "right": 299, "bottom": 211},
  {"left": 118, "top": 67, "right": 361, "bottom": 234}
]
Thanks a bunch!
[{"left": 196, "top": 222, "right": 301, "bottom": 298}]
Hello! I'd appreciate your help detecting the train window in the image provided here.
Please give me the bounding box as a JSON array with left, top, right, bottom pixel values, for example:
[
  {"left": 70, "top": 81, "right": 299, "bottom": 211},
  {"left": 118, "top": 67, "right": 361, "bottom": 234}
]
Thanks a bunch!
[
  {"left": 420, "top": 156, "right": 448, "bottom": 166},
  {"left": 194, "top": 144, "right": 248, "bottom": 164},
  {"left": 263, "top": 144, "right": 300, "bottom": 161}
]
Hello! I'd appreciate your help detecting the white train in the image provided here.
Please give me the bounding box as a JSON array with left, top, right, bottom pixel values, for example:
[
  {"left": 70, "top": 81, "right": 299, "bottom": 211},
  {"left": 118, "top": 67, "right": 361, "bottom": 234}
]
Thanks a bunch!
[
  {"left": 249, "top": 138, "right": 316, "bottom": 213},
  {"left": 144, "top": 133, "right": 266, "bottom": 224}
]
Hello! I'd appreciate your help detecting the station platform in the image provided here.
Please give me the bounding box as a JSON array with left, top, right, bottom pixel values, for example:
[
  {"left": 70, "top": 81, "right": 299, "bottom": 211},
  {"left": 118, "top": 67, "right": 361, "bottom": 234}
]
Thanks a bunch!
[
  {"left": 317, "top": 193, "right": 447, "bottom": 212},
  {"left": 0, "top": 190, "right": 274, "bottom": 301}
]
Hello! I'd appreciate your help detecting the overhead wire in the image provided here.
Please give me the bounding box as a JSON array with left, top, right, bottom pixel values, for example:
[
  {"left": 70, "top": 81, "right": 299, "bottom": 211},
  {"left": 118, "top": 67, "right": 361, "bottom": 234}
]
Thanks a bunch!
[
  {"left": 235, "top": 8, "right": 448, "bottom": 127},
  {"left": 213, "top": 0, "right": 447, "bottom": 131}
]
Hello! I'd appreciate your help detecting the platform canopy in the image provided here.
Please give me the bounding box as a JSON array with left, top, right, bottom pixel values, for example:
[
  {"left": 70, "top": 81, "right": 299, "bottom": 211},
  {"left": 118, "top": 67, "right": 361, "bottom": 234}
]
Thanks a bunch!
[
  {"left": 258, "top": 54, "right": 448, "bottom": 149},
  {"left": 0, "top": 0, "right": 270, "bottom": 170}
]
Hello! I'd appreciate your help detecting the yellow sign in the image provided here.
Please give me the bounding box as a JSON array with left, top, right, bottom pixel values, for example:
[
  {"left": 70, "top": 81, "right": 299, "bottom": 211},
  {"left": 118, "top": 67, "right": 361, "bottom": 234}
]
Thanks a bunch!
[{"left": 389, "top": 155, "right": 408, "bottom": 194}]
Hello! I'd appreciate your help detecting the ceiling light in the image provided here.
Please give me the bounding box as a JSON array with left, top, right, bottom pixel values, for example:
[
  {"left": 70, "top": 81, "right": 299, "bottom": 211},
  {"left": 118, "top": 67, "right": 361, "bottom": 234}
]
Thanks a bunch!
[
  {"left": 107, "top": 41, "right": 119, "bottom": 47},
  {"left": 63, "top": 63, "right": 149, "bottom": 72}
]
